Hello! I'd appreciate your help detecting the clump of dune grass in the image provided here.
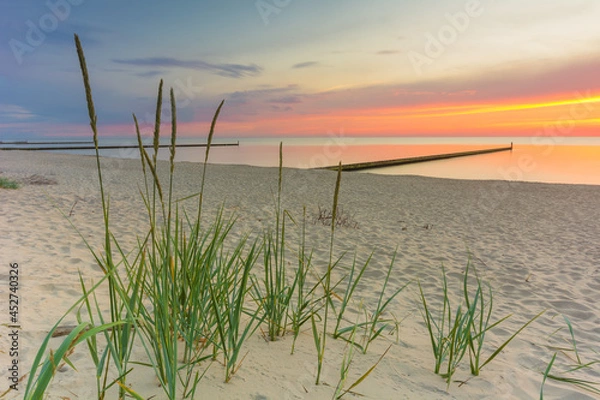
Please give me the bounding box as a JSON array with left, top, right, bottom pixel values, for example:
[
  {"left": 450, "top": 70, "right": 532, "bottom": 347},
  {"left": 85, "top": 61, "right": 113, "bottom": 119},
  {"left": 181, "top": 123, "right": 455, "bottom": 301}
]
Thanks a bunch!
[
  {"left": 419, "top": 261, "right": 543, "bottom": 387},
  {"left": 25, "top": 34, "right": 256, "bottom": 399},
  {"left": 251, "top": 143, "right": 298, "bottom": 341},
  {"left": 0, "top": 176, "right": 19, "bottom": 189}
]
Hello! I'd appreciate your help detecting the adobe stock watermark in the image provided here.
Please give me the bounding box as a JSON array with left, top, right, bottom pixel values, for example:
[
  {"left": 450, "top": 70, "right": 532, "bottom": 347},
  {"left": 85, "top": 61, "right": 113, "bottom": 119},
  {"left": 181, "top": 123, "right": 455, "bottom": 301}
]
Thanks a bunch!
[
  {"left": 294, "top": 128, "right": 354, "bottom": 170},
  {"left": 460, "top": 90, "right": 597, "bottom": 227},
  {"left": 407, "top": 0, "right": 485, "bottom": 76},
  {"left": 500, "top": 90, "right": 596, "bottom": 183},
  {"left": 9, "top": 0, "right": 85, "bottom": 66},
  {"left": 528, "top": 90, "right": 597, "bottom": 156},
  {"left": 255, "top": 0, "right": 292, "bottom": 25}
]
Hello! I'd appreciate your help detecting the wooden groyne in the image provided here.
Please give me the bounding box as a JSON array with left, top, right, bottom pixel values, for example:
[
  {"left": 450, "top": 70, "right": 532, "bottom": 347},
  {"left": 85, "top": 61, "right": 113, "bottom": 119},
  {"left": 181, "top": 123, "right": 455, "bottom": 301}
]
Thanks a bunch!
[
  {"left": 320, "top": 144, "right": 513, "bottom": 172},
  {"left": 0, "top": 142, "right": 239, "bottom": 151}
]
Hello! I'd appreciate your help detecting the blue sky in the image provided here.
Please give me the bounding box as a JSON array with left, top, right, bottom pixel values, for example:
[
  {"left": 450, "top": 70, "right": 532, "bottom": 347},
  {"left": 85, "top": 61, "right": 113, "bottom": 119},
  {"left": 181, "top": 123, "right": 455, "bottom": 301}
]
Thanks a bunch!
[{"left": 1, "top": 0, "right": 600, "bottom": 139}]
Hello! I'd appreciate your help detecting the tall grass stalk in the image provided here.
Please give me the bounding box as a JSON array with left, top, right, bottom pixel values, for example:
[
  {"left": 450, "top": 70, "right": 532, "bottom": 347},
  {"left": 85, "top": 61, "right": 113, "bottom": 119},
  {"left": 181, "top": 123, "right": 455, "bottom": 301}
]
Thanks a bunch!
[
  {"left": 197, "top": 99, "right": 224, "bottom": 226},
  {"left": 290, "top": 207, "right": 320, "bottom": 354},
  {"left": 131, "top": 94, "right": 233, "bottom": 395},
  {"left": 74, "top": 33, "right": 140, "bottom": 399},
  {"left": 419, "top": 264, "right": 481, "bottom": 385},
  {"left": 252, "top": 143, "right": 301, "bottom": 341},
  {"left": 313, "top": 162, "right": 343, "bottom": 385}
]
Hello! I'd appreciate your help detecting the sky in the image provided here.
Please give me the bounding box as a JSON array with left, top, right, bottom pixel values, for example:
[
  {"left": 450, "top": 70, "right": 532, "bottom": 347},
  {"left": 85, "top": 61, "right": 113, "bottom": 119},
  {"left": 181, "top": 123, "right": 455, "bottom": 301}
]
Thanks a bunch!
[{"left": 1, "top": 0, "right": 600, "bottom": 140}]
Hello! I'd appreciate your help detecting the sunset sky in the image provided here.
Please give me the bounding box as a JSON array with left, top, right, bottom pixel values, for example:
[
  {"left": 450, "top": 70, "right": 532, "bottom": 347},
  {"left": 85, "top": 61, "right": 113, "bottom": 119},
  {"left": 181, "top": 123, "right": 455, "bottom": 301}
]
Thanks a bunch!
[{"left": 1, "top": 0, "right": 600, "bottom": 139}]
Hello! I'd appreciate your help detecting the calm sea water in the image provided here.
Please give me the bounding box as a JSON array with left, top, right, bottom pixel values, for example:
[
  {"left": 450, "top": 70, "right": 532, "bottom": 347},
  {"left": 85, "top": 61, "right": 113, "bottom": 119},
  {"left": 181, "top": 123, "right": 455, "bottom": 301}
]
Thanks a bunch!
[{"left": 8, "top": 136, "right": 600, "bottom": 186}]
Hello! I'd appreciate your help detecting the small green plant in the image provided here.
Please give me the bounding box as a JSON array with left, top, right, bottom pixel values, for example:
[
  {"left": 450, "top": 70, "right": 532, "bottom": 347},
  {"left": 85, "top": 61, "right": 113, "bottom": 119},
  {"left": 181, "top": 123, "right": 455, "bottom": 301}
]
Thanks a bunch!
[
  {"left": 419, "top": 264, "right": 463, "bottom": 382},
  {"left": 463, "top": 262, "right": 544, "bottom": 377},
  {"left": 0, "top": 176, "right": 19, "bottom": 189},
  {"left": 419, "top": 261, "right": 543, "bottom": 387}
]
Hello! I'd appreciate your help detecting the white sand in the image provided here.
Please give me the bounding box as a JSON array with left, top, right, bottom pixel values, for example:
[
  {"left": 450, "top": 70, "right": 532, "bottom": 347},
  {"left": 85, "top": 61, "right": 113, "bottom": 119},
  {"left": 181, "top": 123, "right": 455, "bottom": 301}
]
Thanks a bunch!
[{"left": 1, "top": 150, "right": 600, "bottom": 399}]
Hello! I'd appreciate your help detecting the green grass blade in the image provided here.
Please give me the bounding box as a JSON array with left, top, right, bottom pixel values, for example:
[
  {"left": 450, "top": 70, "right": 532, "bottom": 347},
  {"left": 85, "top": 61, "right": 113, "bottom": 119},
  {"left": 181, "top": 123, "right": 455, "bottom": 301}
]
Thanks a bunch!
[
  {"left": 563, "top": 316, "right": 582, "bottom": 365},
  {"left": 341, "top": 345, "right": 392, "bottom": 397},
  {"left": 540, "top": 353, "right": 557, "bottom": 400},
  {"left": 480, "top": 310, "right": 545, "bottom": 370}
]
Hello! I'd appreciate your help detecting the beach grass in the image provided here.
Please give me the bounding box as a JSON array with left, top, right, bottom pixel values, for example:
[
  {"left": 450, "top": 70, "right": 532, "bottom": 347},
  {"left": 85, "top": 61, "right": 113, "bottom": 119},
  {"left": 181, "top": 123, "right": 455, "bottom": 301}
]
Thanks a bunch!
[
  {"left": 251, "top": 143, "right": 297, "bottom": 341},
  {"left": 289, "top": 206, "right": 323, "bottom": 355},
  {"left": 0, "top": 177, "right": 19, "bottom": 189},
  {"left": 419, "top": 261, "right": 544, "bottom": 387},
  {"left": 311, "top": 162, "right": 343, "bottom": 385}
]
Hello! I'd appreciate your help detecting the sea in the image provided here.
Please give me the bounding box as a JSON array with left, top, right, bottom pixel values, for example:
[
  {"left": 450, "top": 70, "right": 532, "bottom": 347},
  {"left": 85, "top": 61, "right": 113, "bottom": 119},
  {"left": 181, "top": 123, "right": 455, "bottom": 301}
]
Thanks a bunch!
[{"left": 3, "top": 136, "right": 600, "bottom": 186}]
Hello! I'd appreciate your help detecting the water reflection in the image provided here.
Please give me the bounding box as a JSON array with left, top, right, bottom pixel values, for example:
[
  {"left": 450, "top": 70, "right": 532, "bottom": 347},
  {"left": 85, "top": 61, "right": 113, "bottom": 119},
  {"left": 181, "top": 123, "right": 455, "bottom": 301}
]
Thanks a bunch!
[
  {"left": 369, "top": 145, "right": 600, "bottom": 185},
  {"left": 43, "top": 138, "right": 600, "bottom": 186}
]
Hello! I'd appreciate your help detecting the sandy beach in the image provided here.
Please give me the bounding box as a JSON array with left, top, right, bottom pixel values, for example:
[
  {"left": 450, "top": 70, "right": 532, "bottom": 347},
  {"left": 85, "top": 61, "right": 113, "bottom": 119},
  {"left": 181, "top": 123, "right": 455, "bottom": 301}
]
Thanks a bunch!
[{"left": 1, "top": 150, "right": 600, "bottom": 399}]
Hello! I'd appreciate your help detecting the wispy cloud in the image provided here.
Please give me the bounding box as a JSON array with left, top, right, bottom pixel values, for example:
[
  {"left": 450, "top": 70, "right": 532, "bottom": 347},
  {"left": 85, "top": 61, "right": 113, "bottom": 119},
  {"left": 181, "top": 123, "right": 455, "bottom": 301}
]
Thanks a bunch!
[
  {"left": 376, "top": 50, "right": 400, "bottom": 55},
  {"left": 268, "top": 95, "right": 302, "bottom": 104},
  {"left": 292, "top": 61, "right": 320, "bottom": 69},
  {"left": 227, "top": 85, "right": 299, "bottom": 104},
  {"left": 0, "top": 104, "right": 36, "bottom": 121},
  {"left": 136, "top": 70, "right": 163, "bottom": 78},
  {"left": 270, "top": 105, "right": 293, "bottom": 112},
  {"left": 218, "top": 85, "right": 302, "bottom": 119},
  {"left": 112, "top": 57, "right": 263, "bottom": 78}
]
